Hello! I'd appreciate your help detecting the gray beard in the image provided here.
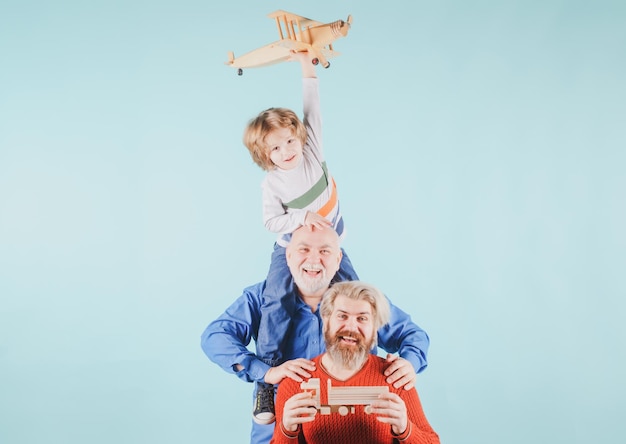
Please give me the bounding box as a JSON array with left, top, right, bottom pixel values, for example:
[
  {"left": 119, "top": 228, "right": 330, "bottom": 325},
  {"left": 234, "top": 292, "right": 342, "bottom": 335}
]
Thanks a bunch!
[
  {"left": 324, "top": 328, "right": 375, "bottom": 372},
  {"left": 293, "top": 276, "right": 327, "bottom": 295},
  {"left": 326, "top": 342, "right": 369, "bottom": 371},
  {"left": 292, "top": 266, "right": 329, "bottom": 295}
]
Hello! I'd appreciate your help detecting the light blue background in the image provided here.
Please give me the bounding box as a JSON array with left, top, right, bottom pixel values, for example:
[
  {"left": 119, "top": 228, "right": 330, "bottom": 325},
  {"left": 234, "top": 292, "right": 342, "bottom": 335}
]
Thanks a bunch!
[{"left": 1, "top": 1, "right": 624, "bottom": 443}]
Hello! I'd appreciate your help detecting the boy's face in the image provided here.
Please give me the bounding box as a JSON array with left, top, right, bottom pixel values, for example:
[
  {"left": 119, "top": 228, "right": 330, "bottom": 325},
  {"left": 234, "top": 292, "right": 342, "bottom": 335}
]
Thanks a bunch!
[{"left": 265, "top": 126, "right": 303, "bottom": 170}]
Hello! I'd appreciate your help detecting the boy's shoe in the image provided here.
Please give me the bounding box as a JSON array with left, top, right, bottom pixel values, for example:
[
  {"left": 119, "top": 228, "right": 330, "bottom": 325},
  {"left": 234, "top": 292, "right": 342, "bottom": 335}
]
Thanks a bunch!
[{"left": 253, "top": 382, "right": 276, "bottom": 425}]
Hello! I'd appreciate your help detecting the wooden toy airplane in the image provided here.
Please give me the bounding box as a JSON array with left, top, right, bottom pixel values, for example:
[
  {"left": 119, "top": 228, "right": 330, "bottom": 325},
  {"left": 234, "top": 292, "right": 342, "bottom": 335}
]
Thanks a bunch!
[{"left": 226, "top": 10, "right": 353, "bottom": 75}]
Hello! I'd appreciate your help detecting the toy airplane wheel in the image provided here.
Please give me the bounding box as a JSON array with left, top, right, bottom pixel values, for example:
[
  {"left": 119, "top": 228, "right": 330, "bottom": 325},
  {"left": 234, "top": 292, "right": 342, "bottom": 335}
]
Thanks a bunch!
[
  {"left": 237, "top": 68, "right": 243, "bottom": 76},
  {"left": 312, "top": 58, "right": 319, "bottom": 65}
]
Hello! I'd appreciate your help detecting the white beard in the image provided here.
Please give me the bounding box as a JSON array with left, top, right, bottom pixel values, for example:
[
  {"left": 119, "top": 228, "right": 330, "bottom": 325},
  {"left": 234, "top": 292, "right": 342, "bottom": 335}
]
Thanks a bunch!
[{"left": 293, "top": 263, "right": 329, "bottom": 294}]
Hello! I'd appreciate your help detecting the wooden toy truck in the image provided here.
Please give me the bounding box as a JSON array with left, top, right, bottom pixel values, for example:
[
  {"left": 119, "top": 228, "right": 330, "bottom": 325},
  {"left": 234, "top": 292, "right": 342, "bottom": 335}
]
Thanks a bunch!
[{"left": 301, "top": 378, "right": 389, "bottom": 416}]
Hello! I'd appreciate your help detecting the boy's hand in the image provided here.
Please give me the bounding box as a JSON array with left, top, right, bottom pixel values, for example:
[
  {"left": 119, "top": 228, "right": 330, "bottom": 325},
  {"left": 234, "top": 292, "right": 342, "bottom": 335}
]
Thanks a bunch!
[
  {"left": 304, "top": 211, "right": 332, "bottom": 230},
  {"left": 287, "top": 49, "right": 313, "bottom": 63},
  {"left": 288, "top": 49, "right": 317, "bottom": 78}
]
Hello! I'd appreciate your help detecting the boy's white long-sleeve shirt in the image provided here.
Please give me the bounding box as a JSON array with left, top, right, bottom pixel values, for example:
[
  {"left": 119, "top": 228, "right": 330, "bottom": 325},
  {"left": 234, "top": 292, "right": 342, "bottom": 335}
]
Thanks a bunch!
[{"left": 261, "top": 77, "right": 344, "bottom": 246}]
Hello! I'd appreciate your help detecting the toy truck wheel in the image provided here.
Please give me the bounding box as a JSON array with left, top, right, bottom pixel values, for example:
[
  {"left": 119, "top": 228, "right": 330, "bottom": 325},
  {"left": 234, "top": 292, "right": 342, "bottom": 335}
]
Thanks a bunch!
[
  {"left": 338, "top": 406, "right": 349, "bottom": 416},
  {"left": 364, "top": 405, "right": 373, "bottom": 415}
]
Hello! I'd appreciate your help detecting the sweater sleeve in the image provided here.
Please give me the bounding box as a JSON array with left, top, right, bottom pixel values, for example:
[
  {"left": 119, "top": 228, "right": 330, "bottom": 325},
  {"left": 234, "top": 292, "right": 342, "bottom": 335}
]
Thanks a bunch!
[{"left": 396, "top": 387, "right": 440, "bottom": 444}]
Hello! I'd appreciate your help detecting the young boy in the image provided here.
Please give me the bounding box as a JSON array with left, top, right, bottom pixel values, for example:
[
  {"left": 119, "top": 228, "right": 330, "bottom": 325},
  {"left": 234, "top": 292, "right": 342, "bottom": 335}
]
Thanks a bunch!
[{"left": 242, "top": 50, "right": 358, "bottom": 425}]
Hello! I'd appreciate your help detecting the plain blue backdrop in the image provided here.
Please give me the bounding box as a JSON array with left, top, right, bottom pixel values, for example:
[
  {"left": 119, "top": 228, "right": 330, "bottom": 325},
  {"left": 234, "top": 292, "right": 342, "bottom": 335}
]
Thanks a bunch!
[{"left": 1, "top": 1, "right": 625, "bottom": 443}]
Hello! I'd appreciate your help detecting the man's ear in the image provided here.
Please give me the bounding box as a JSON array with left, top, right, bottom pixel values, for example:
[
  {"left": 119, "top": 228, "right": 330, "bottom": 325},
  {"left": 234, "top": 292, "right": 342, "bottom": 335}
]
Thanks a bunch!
[{"left": 334, "top": 248, "right": 343, "bottom": 271}]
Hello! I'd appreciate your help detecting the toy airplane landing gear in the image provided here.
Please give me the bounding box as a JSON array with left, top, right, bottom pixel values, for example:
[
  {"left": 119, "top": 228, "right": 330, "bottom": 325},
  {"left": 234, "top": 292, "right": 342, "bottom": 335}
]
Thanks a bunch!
[
  {"left": 312, "top": 54, "right": 331, "bottom": 69},
  {"left": 225, "top": 10, "right": 351, "bottom": 75}
]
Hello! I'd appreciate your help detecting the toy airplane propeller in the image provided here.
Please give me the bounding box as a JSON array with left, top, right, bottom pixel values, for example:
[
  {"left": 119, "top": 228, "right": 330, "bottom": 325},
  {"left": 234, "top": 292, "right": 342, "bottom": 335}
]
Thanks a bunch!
[{"left": 226, "top": 10, "right": 352, "bottom": 75}]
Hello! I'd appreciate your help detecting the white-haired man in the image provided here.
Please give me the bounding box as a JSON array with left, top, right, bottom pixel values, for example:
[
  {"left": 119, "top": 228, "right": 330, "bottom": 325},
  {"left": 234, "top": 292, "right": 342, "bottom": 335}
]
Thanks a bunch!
[{"left": 201, "top": 227, "right": 430, "bottom": 444}]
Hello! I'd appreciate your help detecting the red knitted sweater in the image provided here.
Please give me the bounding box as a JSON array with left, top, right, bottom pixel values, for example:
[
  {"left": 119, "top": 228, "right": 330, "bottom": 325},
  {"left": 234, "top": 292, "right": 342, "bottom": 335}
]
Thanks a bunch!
[{"left": 270, "top": 354, "right": 439, "bottom": 444}]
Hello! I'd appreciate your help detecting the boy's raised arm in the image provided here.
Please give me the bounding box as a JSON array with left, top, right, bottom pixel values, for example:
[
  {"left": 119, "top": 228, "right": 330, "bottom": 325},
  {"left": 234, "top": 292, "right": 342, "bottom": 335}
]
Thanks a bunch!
[{"left": 288, "top": 49, "right": 317, "bottom": 79}]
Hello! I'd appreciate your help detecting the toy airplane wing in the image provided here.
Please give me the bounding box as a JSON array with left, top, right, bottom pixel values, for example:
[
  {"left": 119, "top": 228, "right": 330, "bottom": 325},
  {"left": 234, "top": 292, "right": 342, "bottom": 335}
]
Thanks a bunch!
[
  {"left": 225, "top": 39, "right": 340, "bottom": 70},
  {"left": 267, "top": 10, "right": 324, "bottom": 29}
]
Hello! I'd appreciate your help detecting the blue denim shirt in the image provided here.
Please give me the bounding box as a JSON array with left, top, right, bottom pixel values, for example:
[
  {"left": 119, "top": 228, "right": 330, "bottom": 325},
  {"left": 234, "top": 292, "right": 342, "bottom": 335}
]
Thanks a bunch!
[{"left": 200, "top": 280, "right": 430, "bottom": 443}]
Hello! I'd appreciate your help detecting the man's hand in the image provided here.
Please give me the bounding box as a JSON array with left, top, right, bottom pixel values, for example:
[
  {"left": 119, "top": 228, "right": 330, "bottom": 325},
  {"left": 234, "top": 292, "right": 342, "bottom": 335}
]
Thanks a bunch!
[
  {"left": 282, "top": 391, "right": 317, "bottom": 432},
  {"left": 370, "top": 392, "right": 409, "bottom": 436},
  {"left": 304, "top": 211, "right": 332, "bottom": 230},
  {"left": 264, "top": 358, "right": 316, "bottom": 385},
  {"left": 384, "top": 354, "right": 416, "bottom": 390}
]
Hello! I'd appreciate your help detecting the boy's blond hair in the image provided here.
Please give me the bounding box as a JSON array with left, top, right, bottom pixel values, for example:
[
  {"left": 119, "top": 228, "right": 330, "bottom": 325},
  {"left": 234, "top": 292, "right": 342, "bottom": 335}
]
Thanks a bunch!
[{"left": 243, "top": 107, "right": 307, "bottom": 171}]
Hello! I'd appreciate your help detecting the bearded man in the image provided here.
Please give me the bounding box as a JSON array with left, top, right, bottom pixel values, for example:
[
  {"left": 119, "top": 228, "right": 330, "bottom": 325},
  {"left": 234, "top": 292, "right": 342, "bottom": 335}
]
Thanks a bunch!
[
  {"left": 201, "top": 226, "right": 430, "bottom": 444},
  {"left": 271, "top": 281, "right": 440, "bottom": 444}
]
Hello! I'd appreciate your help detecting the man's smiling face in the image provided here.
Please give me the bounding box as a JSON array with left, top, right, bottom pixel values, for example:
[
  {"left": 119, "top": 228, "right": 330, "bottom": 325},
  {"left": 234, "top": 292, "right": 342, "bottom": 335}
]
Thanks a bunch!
[
  {"left": 323, "top": 294, "right": 376, "bottom": 370},
  {"left": 286, "top": 226, "right": 342, "bottom": 296}
]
